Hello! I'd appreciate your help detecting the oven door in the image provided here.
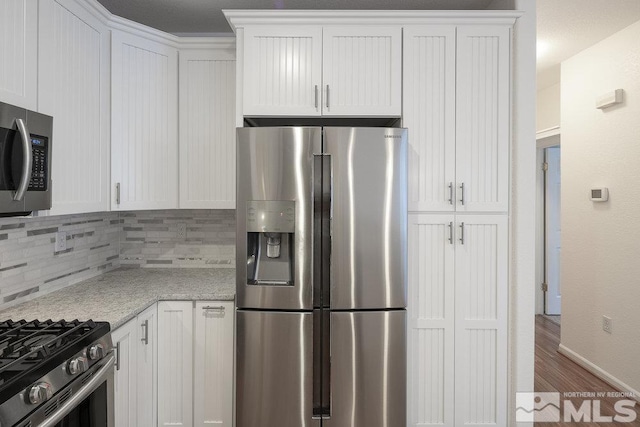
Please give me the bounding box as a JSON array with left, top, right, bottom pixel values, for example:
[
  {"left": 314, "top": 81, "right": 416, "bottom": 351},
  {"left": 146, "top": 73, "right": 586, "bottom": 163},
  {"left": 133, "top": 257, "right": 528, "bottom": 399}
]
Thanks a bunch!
[{"left": 35, "top": 354, "right": 115, "bottom": 427}]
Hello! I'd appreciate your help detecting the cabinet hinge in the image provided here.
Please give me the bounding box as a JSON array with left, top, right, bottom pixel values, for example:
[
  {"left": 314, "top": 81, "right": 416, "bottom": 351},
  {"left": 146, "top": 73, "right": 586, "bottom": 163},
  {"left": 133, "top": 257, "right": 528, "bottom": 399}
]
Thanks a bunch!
[
  {"left": 542, "top": 162, "right": 549, "bottom": 171},
  {"left": 541, "top": 282, "right": 548, "bottom": 292}
]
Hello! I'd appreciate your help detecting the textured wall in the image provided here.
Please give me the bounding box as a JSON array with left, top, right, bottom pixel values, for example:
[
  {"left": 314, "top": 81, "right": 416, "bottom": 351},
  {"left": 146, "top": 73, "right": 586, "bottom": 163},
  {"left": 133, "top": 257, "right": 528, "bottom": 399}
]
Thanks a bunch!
[
  {"left": 0, "top": 212, "right": 120, "bottom": 307},
  {"left": 561, "top": 19, "right": 640, "bottom": 394},
  {"left": 119, "top": 209, "right": 235, "bottom": 268},
  {"left": 537, "top": 82, "right": 560, "bottom": 132}
]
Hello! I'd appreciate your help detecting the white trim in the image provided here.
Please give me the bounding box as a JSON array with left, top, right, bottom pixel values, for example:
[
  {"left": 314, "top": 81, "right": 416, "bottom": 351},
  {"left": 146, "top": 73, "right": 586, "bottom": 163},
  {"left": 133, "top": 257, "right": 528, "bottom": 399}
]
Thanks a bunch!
[
  {"left": 536, "top": 126, "right": 560, "bottom": 140},
  {"left": 223, "top": 10, "right": 523, "bottom": 32},
  {"left": 177, "top": 37, "right": 235, "bottom": 52},
  {"left": 558, "top": 344, "right": 640, "bottom": 402},
  {"left": 537, "top": 133, "right": 560, "bottom": 149}
]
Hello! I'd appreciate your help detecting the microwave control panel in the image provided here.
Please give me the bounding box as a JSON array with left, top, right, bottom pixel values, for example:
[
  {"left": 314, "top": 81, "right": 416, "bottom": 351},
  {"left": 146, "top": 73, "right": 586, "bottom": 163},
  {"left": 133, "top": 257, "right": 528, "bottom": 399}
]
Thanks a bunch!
[{"left": 28, "top": 136, "right": 48, "bottom": 191}]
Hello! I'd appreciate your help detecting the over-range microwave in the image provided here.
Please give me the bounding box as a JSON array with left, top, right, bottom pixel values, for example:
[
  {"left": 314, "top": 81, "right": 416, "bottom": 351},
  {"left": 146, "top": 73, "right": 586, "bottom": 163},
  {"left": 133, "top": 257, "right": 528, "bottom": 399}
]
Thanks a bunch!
[{"left": 0, "top": 101, "right": 53, "bottom": 216}]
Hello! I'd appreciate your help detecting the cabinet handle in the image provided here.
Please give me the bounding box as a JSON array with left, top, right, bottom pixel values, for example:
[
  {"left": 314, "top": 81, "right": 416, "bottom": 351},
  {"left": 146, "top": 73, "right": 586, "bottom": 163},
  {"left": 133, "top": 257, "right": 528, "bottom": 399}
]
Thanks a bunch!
[
  {"left": 459, "top": 183, "right": 465, "bottom": 206},
  {"left": 115, "top": 182, "right": 121, "bottom": 205},
  {"left": 448, "top": 182, "right": 453, "bottom": 205},
  {"left": 314, "top": 85, "right": 319, "bottom": 110},
  {"left": 115, "top": 341, "right": 120, "bottom": 371},
  {"left": 459, "top": 222, "right": 465, "bottom": 245},
  {"left": 140, "top": 319, "right": 149, "bottom": 345},
  {"left": 202, "top": 305, "right": 225, "bottom": 312},
  {"left": 326, "top": 85, "right": 330, "bottom": 109},
  {"left": 448, "top": 222, "right": 453, "bottom": 244}
]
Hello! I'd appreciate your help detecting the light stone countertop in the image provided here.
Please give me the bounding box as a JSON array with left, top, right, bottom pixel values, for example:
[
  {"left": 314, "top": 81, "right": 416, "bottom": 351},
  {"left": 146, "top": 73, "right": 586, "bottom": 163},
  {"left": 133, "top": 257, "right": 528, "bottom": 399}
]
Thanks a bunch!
[{"left": 0, "top": 268, "right": 236, "bottom": 330}]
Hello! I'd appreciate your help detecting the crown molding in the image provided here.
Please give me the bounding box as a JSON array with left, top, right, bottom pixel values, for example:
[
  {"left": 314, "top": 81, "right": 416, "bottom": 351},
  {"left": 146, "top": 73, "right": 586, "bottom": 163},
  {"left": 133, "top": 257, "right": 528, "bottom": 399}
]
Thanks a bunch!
[{"left": 223, "top": 9, "right": 524, "bottom": 32}]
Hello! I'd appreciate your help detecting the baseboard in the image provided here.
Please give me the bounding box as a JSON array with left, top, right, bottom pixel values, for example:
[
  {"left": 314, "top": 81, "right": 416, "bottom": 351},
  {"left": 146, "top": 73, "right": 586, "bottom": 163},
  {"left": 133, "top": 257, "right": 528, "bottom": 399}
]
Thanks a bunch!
[{"left": 558, "top": 343, "right": 640, "bottom": 402}]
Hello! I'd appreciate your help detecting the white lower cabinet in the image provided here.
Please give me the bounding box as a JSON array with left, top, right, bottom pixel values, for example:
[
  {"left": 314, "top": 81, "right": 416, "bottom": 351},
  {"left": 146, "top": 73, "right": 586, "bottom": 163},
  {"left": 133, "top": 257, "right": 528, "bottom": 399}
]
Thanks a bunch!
[
  {"left": 408, "top": 214, "right": 508, "bottom": 427},
  {"left": 112, "top": 304, "right": 157, "bottom": 427},
  {"left": 157, "top": 300, "right": 235, "bottom": 427}
]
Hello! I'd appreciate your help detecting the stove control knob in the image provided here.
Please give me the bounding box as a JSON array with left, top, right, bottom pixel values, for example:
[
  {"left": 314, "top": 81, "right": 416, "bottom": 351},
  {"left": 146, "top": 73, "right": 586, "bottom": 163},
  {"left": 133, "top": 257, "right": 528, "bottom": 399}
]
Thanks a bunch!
[
  {"left": 88, "top": 344, "right": 105, "bottom": 360},
  {"left": 67, "top": 356, "right": 88, "bottom": 375},
  {"left": 28, "top": 382, "right": 53, "bottom": 405}
]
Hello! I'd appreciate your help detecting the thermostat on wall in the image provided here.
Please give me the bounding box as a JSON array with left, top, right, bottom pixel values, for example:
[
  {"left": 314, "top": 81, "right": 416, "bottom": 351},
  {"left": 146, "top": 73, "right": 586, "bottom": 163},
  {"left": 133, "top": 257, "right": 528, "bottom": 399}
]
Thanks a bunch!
[{"left": 590, "top": 188, "right": 609, "bottom": 202}]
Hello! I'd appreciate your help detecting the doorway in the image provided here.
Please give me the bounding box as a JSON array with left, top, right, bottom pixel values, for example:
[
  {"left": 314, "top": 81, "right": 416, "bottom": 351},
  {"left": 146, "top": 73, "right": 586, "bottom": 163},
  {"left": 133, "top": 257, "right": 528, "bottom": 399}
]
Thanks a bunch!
[{"left": 544, "top": 146, "right": 561, "bottom": 315}]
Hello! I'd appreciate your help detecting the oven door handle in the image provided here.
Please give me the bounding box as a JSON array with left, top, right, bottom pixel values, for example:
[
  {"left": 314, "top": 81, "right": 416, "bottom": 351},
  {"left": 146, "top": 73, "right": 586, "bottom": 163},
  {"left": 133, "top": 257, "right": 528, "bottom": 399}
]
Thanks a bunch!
[
  {"left": 37, "top": 353, "right": 115, "bottom": 427},
  {"left": 13, "top": 118, "right": 33, "bottom": 202}
]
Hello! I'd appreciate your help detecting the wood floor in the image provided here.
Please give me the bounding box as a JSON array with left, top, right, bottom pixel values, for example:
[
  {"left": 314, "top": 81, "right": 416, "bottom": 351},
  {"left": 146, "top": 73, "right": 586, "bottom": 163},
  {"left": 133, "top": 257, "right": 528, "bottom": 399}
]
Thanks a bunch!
[{"left": 535, "top": 315, "right": 640, "bottom": 426}]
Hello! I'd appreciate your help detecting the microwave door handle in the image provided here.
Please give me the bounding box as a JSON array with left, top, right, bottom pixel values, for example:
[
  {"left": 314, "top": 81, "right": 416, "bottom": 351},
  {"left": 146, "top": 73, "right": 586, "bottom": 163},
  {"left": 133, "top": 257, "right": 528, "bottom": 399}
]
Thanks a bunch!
[{"left": 13, "top": 118, "right": 32, "bottom": 201}]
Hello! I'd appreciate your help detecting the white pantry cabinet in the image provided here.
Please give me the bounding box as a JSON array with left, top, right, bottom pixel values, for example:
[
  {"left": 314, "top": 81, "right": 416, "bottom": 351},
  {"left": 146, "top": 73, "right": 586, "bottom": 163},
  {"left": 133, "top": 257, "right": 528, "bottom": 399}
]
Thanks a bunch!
[
  {"left": 179, "top": 47, "right": 236, "bottom": 209},
  {"left": 111, "top": 30, "right": 179, "bottom": 210},
  {"left": 157, "top": 301, "right": 234, "bottom": 427},
  {"left": 404, "top": 25, "right": 510, "bottom": 213},
  {"left": 113, "top": 304, "right": 158, "bottom": 427},
  {"left": 0, "top": 0, "right": 38, "bottom": 110},
  {"left": 38, "top": 0, "right": 111, "bottom": 215},
  {"left": 242, "top": 25, "right": 401, "bottom": 117},
  {"left": 408, "top": 214, "right": 508, "bottom": 427}
]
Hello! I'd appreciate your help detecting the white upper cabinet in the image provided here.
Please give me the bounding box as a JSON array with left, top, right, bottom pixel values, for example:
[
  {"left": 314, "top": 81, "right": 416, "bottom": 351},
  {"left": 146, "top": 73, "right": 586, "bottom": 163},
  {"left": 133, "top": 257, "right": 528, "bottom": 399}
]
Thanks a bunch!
[
  {"left": 0, "top": 0, "right": 37, "bottom": 110},
  {"left": 456, "top": 26, "right": 510, "bottom": 213},
  {"left": 39, "top": 0, "right": 110, "bottom": 215},
  {"left": 242, "top": 25, "right": 401, "bottom": 117},
  {"left": 404, "top": 26, "right": 456, "bottom": 212},
  {"left": 243, "top": 26, "right": 322, "bottom": 116},
  {"left": 322, "top": 26, "right": 401, "bottom": 117},
  {"left": 179, "top": 47, "right": 236, "bottom": 208},
  {"left": 111, "top": 30, "right": 178, "bottom": 210},
  {"left": 404, "top": 25, "right": 510, "bottom": 213}
]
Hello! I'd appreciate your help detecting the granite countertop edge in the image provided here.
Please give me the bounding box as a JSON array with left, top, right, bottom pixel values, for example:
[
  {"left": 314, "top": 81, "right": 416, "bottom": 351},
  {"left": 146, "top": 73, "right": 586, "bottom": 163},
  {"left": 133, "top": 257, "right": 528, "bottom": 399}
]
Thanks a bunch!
[{"left": 0, "top": 268, "right": 236, "bottom": 331}]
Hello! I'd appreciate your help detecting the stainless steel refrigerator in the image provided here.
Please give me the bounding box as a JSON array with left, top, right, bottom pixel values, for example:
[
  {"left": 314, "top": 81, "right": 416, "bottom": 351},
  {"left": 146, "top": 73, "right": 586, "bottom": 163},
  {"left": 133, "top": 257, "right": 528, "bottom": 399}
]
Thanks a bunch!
[{"left": 236, "top": 127, "right": 407, "bottom": 427}]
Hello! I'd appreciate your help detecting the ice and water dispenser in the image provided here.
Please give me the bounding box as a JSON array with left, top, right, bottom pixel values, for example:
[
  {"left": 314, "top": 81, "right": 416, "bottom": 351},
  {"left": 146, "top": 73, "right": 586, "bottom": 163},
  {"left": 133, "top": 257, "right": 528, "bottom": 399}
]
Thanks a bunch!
[{"left": 245, "top": 200, "right": 295, "bottom": 286}]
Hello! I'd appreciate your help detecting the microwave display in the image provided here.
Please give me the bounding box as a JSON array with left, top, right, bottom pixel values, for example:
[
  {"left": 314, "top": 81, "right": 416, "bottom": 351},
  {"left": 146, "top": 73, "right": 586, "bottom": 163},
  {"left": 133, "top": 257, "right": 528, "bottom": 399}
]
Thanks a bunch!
[{"left": 29, "top": 135, "right": 48, "bottom": 191}]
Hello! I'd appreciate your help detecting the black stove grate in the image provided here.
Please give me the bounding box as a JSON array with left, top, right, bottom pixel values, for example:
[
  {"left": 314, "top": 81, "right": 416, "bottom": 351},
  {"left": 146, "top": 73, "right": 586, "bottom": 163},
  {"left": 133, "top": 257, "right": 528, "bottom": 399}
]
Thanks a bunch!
[{"left": 0, "top": 319, "right": 110, "bottom": 405}]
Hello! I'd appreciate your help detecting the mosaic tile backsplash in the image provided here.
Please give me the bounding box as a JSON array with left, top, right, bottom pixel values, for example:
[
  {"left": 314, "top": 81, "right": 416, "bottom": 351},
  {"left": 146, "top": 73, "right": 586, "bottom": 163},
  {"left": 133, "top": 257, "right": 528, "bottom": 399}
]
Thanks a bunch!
[
  {"left": 119, "top": 210, "right": 235, "bottom": 268},
  {"left": 0, "top": 212, "right": 120, "bottom": 307},
  {"left": 0, "top": 209, "right": 236, "bottom": 308}
]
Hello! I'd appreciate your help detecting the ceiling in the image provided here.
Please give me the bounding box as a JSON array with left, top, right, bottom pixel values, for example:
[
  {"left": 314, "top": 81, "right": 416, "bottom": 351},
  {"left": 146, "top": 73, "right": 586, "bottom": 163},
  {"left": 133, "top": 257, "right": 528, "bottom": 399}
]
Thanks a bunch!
[
  {"left": 537, "top": 0, "right": 640, "bottom": 88},
  {"left": 96, "top": 0, "right": 493, "bottom": 35}
]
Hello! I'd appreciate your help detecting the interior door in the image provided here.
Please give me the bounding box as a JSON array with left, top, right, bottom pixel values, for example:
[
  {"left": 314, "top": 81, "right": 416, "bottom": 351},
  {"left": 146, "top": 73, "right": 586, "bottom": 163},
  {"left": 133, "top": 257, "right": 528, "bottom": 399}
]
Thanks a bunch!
[
  {"left": 545, "top": 146, "right": 562, "bottom": 315},
  {"left": 324, "top": 310, "right": 406, "bottom": 427},
  {"left": 236, "top": 310, "right": 318, "bottom": 427},
  {"left": 323, "top": 127, "right": 407, "bottom": 310}
]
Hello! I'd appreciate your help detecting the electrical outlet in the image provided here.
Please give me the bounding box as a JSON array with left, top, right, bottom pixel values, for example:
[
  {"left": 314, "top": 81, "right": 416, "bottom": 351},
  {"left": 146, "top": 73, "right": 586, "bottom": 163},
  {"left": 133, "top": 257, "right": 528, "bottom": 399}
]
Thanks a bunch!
[
  {"left": 177, "top": 223, "right": 187, "bottom": 240},
  {"left": 55, "top": 232, "right": 67, "bottom": 252},
  {"left": 602, "top": 315, "right": 613, "bottom": 334}
]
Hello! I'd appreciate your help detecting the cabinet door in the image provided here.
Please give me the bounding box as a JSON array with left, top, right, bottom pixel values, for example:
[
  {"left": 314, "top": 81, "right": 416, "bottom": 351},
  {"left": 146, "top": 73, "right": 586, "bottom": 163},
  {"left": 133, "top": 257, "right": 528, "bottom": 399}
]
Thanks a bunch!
[
  {"left": 454, "top": 215, "right": 508, "bottom": 427},
  {"left": 0, "top": 0, "right": 37, "bottom": 110},
  {"left": 456, "top": 26, "right": 510, "bottom": 213},
  {"left": 136, "top": 304, "right": 157, "bottom": 427},
  {"left": 38, "top": 0, "right": 110, "bottom": 215},
  {"left": 404, "top": 27, "right": 456, "bottom": 212},
  {"left": 322, "top": 26, "right": 401, "bottom": 117},
  {"left": 158, "top": 301, "right": 194, "bottom": 427},
  {"left": 408, "top": 214, "right": 455, "bottom": 427},
  {"left": 112, "top": 319, "right": 138, "bottom": 427},
  {"left": 179, "top": 49, "right": 236, "bottom": 208},
  {"left": 243, "top": 26, "right": 322, "bottom": 116},
  {"left": 111, "top": 30, "right": 178, "bottom": 210},
  {"left": 193, "top": 302, "right": 234, "bottom": 427}
]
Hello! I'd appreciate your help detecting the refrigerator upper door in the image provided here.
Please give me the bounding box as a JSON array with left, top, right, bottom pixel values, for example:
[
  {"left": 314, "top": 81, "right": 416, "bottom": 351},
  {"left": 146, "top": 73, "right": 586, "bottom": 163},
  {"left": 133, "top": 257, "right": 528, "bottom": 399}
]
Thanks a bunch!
[
  {"left": 236, "top": 127, "right": 321, "bottom": 310},
  {"left": 324, "top": 310, "right": 407, "bottom": 427},
  {"left": 236, "top": 310, "right": 319, "bottom": 427},
  {"left": 324, "top": 127, "right": 408, "bottom": 310}
]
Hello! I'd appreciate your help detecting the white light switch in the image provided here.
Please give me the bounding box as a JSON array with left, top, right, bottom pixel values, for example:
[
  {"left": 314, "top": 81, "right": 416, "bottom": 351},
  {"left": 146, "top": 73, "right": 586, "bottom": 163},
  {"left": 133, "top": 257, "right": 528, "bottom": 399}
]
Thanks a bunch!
[{"left": 55, "top": 232, "right": 67, "bottom": 252}]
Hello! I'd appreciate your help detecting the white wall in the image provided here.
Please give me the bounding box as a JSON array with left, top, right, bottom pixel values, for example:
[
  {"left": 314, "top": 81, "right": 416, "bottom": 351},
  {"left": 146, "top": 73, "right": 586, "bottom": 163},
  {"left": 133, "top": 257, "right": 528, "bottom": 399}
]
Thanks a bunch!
[
  {"left": 537, "top": 83, "right": 560, "bottom": 132},
  {"left": 560, "top": 19, "right": 640, "bottom": 395}
]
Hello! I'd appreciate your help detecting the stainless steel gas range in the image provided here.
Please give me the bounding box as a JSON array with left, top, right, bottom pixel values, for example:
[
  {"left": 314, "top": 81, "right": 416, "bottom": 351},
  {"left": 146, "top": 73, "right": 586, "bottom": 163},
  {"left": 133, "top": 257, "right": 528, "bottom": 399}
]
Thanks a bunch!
[{"left": 0, "top": 320, "right": 114, "bottom": 427}]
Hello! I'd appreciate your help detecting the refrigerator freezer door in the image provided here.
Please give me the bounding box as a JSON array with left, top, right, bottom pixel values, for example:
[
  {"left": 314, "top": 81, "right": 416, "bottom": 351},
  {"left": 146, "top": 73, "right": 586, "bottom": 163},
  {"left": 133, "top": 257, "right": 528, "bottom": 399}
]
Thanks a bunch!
[
  {"left": 325, "top": 310, "right": 407, "bottom": 427},
  {"left": 324, "top": 127, "right": 408, "bottom": 310},
  {"left": 236, "top": 127, "right": 322, "bottom": 310},
  {"left": 236, "top": 310, "right": 319, "bottom": 427}
]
